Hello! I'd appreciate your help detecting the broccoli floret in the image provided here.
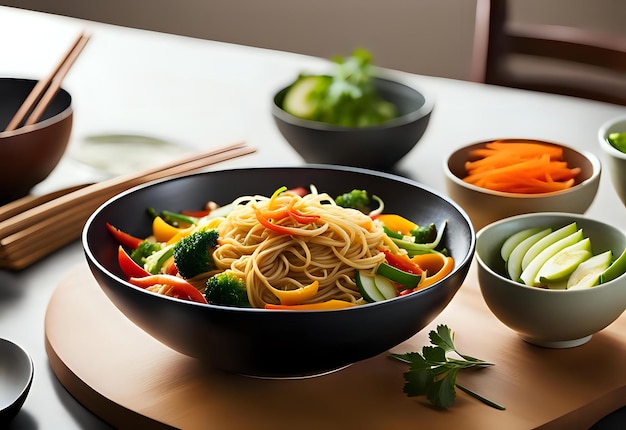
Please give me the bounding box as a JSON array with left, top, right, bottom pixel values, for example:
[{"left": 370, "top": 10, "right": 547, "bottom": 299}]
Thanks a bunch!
[
  {"left": 335, "top": 189, "right": 371, "bottom": 212},
  {"left": 143, "top": 243, "right": 175, "bottom": 274},
  {"left": 130, "top": 241, "right": 163, "bottom": 267},
  {"left": 205, "top": 271, "right": 250, "bottom": 308},
  {"left": 173, "top": 229, "right": 220, "bottom": 279},
  {"left": 410, "top": 223, "right": 437, "bottom": 244}
]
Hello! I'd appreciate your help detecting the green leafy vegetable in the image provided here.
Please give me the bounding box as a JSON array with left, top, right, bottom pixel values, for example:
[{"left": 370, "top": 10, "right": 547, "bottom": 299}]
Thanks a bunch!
[
  {"left": 282, "top": 48, "right": 398, "bottom": 127},
  {"left": 334, "top": 189, "right": 371, "bottom": 212},
  {"left": 410, "top": 223, "right": 437, "bottom": 244},
  {"left": 608, "top": 132, "right": 626, "bottom": 153},
  {"left": 390, "top": 325, "right": 505, "bottom": 410},
  {"left": 130, "top": 241, "right": 163, "bottom": 267}
]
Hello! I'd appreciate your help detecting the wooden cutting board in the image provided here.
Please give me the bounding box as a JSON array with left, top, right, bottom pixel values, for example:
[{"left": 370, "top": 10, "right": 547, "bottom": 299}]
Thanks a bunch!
[{"left": 44, "top": 263, "right": 626, "bottom": 430}]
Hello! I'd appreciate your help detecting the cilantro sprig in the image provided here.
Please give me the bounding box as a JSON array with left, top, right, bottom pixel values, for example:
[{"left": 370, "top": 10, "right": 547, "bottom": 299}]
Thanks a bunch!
[{"left": 390, "top": 324, "right": 505, "bottom": 410}]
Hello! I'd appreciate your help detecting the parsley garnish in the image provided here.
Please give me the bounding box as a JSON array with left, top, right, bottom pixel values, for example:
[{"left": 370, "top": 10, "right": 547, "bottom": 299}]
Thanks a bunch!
[{"left": 390, "top": 324, "right": 505, "bottom": 410}]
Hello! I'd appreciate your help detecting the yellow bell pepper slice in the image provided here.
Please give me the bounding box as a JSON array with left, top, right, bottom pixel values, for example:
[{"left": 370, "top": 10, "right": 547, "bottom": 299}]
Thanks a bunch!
[
  {"left": 271, "top": 280, "right": 319, "bottom": 305},
  {"left": 265, "top": 299, "right": 356, "bottom": 310},
  {"left": 153, "top": 216, "right": 193, "bottom": 243},
  {"left": 412, "top": 253, "right": 455, "bottom": 290},
  {"left": 165, "top": 228, "right": 195, "bottom": 246},
  {"left": 375, "top": 214, "right": 417, "bottom": 236}
]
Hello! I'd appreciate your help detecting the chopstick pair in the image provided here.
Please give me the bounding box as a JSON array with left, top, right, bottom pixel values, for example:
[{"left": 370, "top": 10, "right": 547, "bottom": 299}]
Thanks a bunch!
[
  {"left": 0, "top": 141, "right": 256, "bottom": 270},
  {"left": 4, "top": 32, "right": 90, "bottom": 132}
]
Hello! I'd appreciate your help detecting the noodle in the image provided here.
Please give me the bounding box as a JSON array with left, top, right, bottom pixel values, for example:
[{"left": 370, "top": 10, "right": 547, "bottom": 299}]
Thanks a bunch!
[{"left": 209, "top": 187, "right": 398, "bottom": 308}]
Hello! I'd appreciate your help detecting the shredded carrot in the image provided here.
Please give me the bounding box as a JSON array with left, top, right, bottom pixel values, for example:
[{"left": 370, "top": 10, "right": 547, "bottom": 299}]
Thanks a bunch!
[{"left": 462, "top": 140, "right": 581, "bottom": 194}]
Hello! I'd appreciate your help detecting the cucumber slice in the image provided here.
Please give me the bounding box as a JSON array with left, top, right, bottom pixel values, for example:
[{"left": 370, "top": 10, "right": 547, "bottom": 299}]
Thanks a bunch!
[
  {"left": 519, "top": 229, "right": 584, "bottom": 286},
  {"left": 376, "top": 262, "right": 421, "bottom": 288},
  {"left": 355, "top": 271, "right": 385, "bottom": 302},
  {"left": 568, "top": 250, "right": 613, "bottom": 289},
  {"left": 374, "top": 275, "right": 399, "bottom": 300},
  {"left": 599, "top": 248, "right": 626, "bottom": 283},
  {"left": 501, "top": 227, "right": 544, "bottom": 263},
  {"left": 282, "top": 75, "right": 329, "bottom": 120}
]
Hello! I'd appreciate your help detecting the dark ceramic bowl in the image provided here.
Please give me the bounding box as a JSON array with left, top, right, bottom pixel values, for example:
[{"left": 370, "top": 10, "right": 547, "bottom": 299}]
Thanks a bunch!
[
  {"left": 0, "top": 338, "right": 34, "bottom": 425},
  {"left": 272, "top": 77, "right": 433, "bottom": 170},
  {"left": 0, "top": 77, "right": 73, "bottom": 204},
  {"left": 83, "top": 166, "right": 474, "bottom": 378}
]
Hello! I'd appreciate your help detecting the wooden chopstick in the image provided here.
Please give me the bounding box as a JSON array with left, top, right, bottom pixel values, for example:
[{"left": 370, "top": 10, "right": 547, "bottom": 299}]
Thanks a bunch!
[
  {"left": 4, "top": 32, "right": 90, "bottom": 132},
  {"left": 0, "top": 183, "right": 91, "bottom": 223},
  {"left": 0, "top": 141, "right": 251, "bottom": 239},
  {"left": 0, "top": 141, "right": 255, "bottom": 269},
  {"left": 0, "top": 143, "right": 255, "bottom": 253}
]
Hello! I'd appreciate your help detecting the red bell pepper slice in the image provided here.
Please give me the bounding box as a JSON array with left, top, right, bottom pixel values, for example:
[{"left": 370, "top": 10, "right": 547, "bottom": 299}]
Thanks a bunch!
[
  {"left": 128, "top": 274, "right": 207, "bottom": 304},
  {"left": 181, "top": 209, "right": 211, "bottom": 217},
  {"left": 285, "top": 186, "right": 308, "bottom": 197},
  {"left": 287, "top": 207, "right": 320, "bottom": 224},
  {"left": 162, "top": 256, "right": 179, "bottom": 276},
  {"left": 381, "top": 250, "right": 424, "bottom": 275},
  {"left": 256, "top": 209, "right": 293, "bottom": 235},
  {"left": 106, "top": 222, "right": 143, "bottom": 250},
  {"left": 117, "top": 245, "right": 151, "bottom": 279}
]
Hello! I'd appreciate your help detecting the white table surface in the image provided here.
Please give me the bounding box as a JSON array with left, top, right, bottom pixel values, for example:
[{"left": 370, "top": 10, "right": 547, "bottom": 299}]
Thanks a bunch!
[{"left": 1, "top": 5, "right": 625, "bottom": 429}]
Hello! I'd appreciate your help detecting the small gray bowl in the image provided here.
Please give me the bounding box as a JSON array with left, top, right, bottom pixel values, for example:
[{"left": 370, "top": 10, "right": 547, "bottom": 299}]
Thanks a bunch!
[
  {"left": 272, "top": 77, "right": 433, "bottom": 170},
  {"left": 598, "top": 115, "right": 626, "bottom": 206},
  {"left": 444, "top": 139, "right": 601, "bottom": 231},
  {"left": 0, "top": 338, "right": 34, "bottom": 425},
  {"left": 476, "top": 212, "right": 626, "bottom": 348}
]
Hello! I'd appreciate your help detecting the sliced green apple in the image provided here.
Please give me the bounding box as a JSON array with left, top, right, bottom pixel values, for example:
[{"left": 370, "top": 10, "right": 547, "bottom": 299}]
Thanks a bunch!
[
  {"left": 506, "top": 228, "right": 552, "bottom": 282},
  {"left": 536, "top": 239, "right": 592, "bottom": 285},
  {"left": 567, "top": 250, "right": 613, "bottom": 289},
  {"left": 521, "top": 222, "right": 578, "bottom": 271},
  {"left": 599, "top": 248, "right": 626, "bottom": 284},
  {"left": 501, "top": 227, "right": 545, "bottom": 263},
  {"left": 520, "top": 229, "right": 584, "bottom": 286}
]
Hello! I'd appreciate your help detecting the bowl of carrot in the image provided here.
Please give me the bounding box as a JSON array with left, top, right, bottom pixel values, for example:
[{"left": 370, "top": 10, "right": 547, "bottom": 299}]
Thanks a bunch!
[{"left": 443, "top": 138, "right": 601, "bottom": 231}]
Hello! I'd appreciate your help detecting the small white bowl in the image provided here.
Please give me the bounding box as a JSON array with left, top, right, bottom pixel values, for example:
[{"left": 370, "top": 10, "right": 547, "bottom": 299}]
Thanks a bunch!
[
  {"left": 598, "top": 115, "right": 626, "bottom": 206},
  {"left": 476, "top": 212, "right": 626, "bottom": 348},
  {"left": 444, "top": 139, "right": 601, "bottom": 231}
]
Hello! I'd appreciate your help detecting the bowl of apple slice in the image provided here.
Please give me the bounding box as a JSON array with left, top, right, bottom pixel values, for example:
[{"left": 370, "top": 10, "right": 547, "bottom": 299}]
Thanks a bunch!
[{"left": 475, "top": 212, "right": 626, "bottom": 348}]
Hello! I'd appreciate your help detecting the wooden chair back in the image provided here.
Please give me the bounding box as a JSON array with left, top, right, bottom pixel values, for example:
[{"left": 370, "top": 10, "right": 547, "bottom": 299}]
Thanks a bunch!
[{"left": 471, "top": 0, "right": 626, "bottom": 105}]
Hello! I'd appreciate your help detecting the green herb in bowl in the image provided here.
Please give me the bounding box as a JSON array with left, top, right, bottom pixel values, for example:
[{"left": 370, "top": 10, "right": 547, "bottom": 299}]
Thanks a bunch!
[
  {"left": 608, "top": 132, "right": 626, "bottom": 152},
  {"left": 282, "top": 48, "right": 398, "bottom": 127}
]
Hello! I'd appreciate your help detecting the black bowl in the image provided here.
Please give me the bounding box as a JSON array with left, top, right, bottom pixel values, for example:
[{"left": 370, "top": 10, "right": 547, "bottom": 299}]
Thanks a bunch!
[
  {"left": 83, "top": 166, "right": 474, "bottom": 378},
  {"left": 272, "top": 77, "right": 434, "bottom": 170}
]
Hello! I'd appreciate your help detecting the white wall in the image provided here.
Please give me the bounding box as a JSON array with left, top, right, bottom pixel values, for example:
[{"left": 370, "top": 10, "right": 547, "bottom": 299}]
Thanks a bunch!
[
  {"left": 0, "top": 0, "right": 623, "bottom": 80},
  {"left": 0, "top": 1, "right": 479, "bottom": 80}
]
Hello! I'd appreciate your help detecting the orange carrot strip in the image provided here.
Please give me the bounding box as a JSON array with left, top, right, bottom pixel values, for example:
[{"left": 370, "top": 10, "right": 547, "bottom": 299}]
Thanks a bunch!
[
  {"left": 484, "top": 141, "right": 564, "bottom": 156},
  {"left": 462, "top": 141, "right": 580, "bottom": 194}
]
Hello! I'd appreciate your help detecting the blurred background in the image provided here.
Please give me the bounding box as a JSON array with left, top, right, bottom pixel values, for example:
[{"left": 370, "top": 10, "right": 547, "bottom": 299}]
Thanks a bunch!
[{"left": 0, "top": 0, "right": 624, "bottom": 81}]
